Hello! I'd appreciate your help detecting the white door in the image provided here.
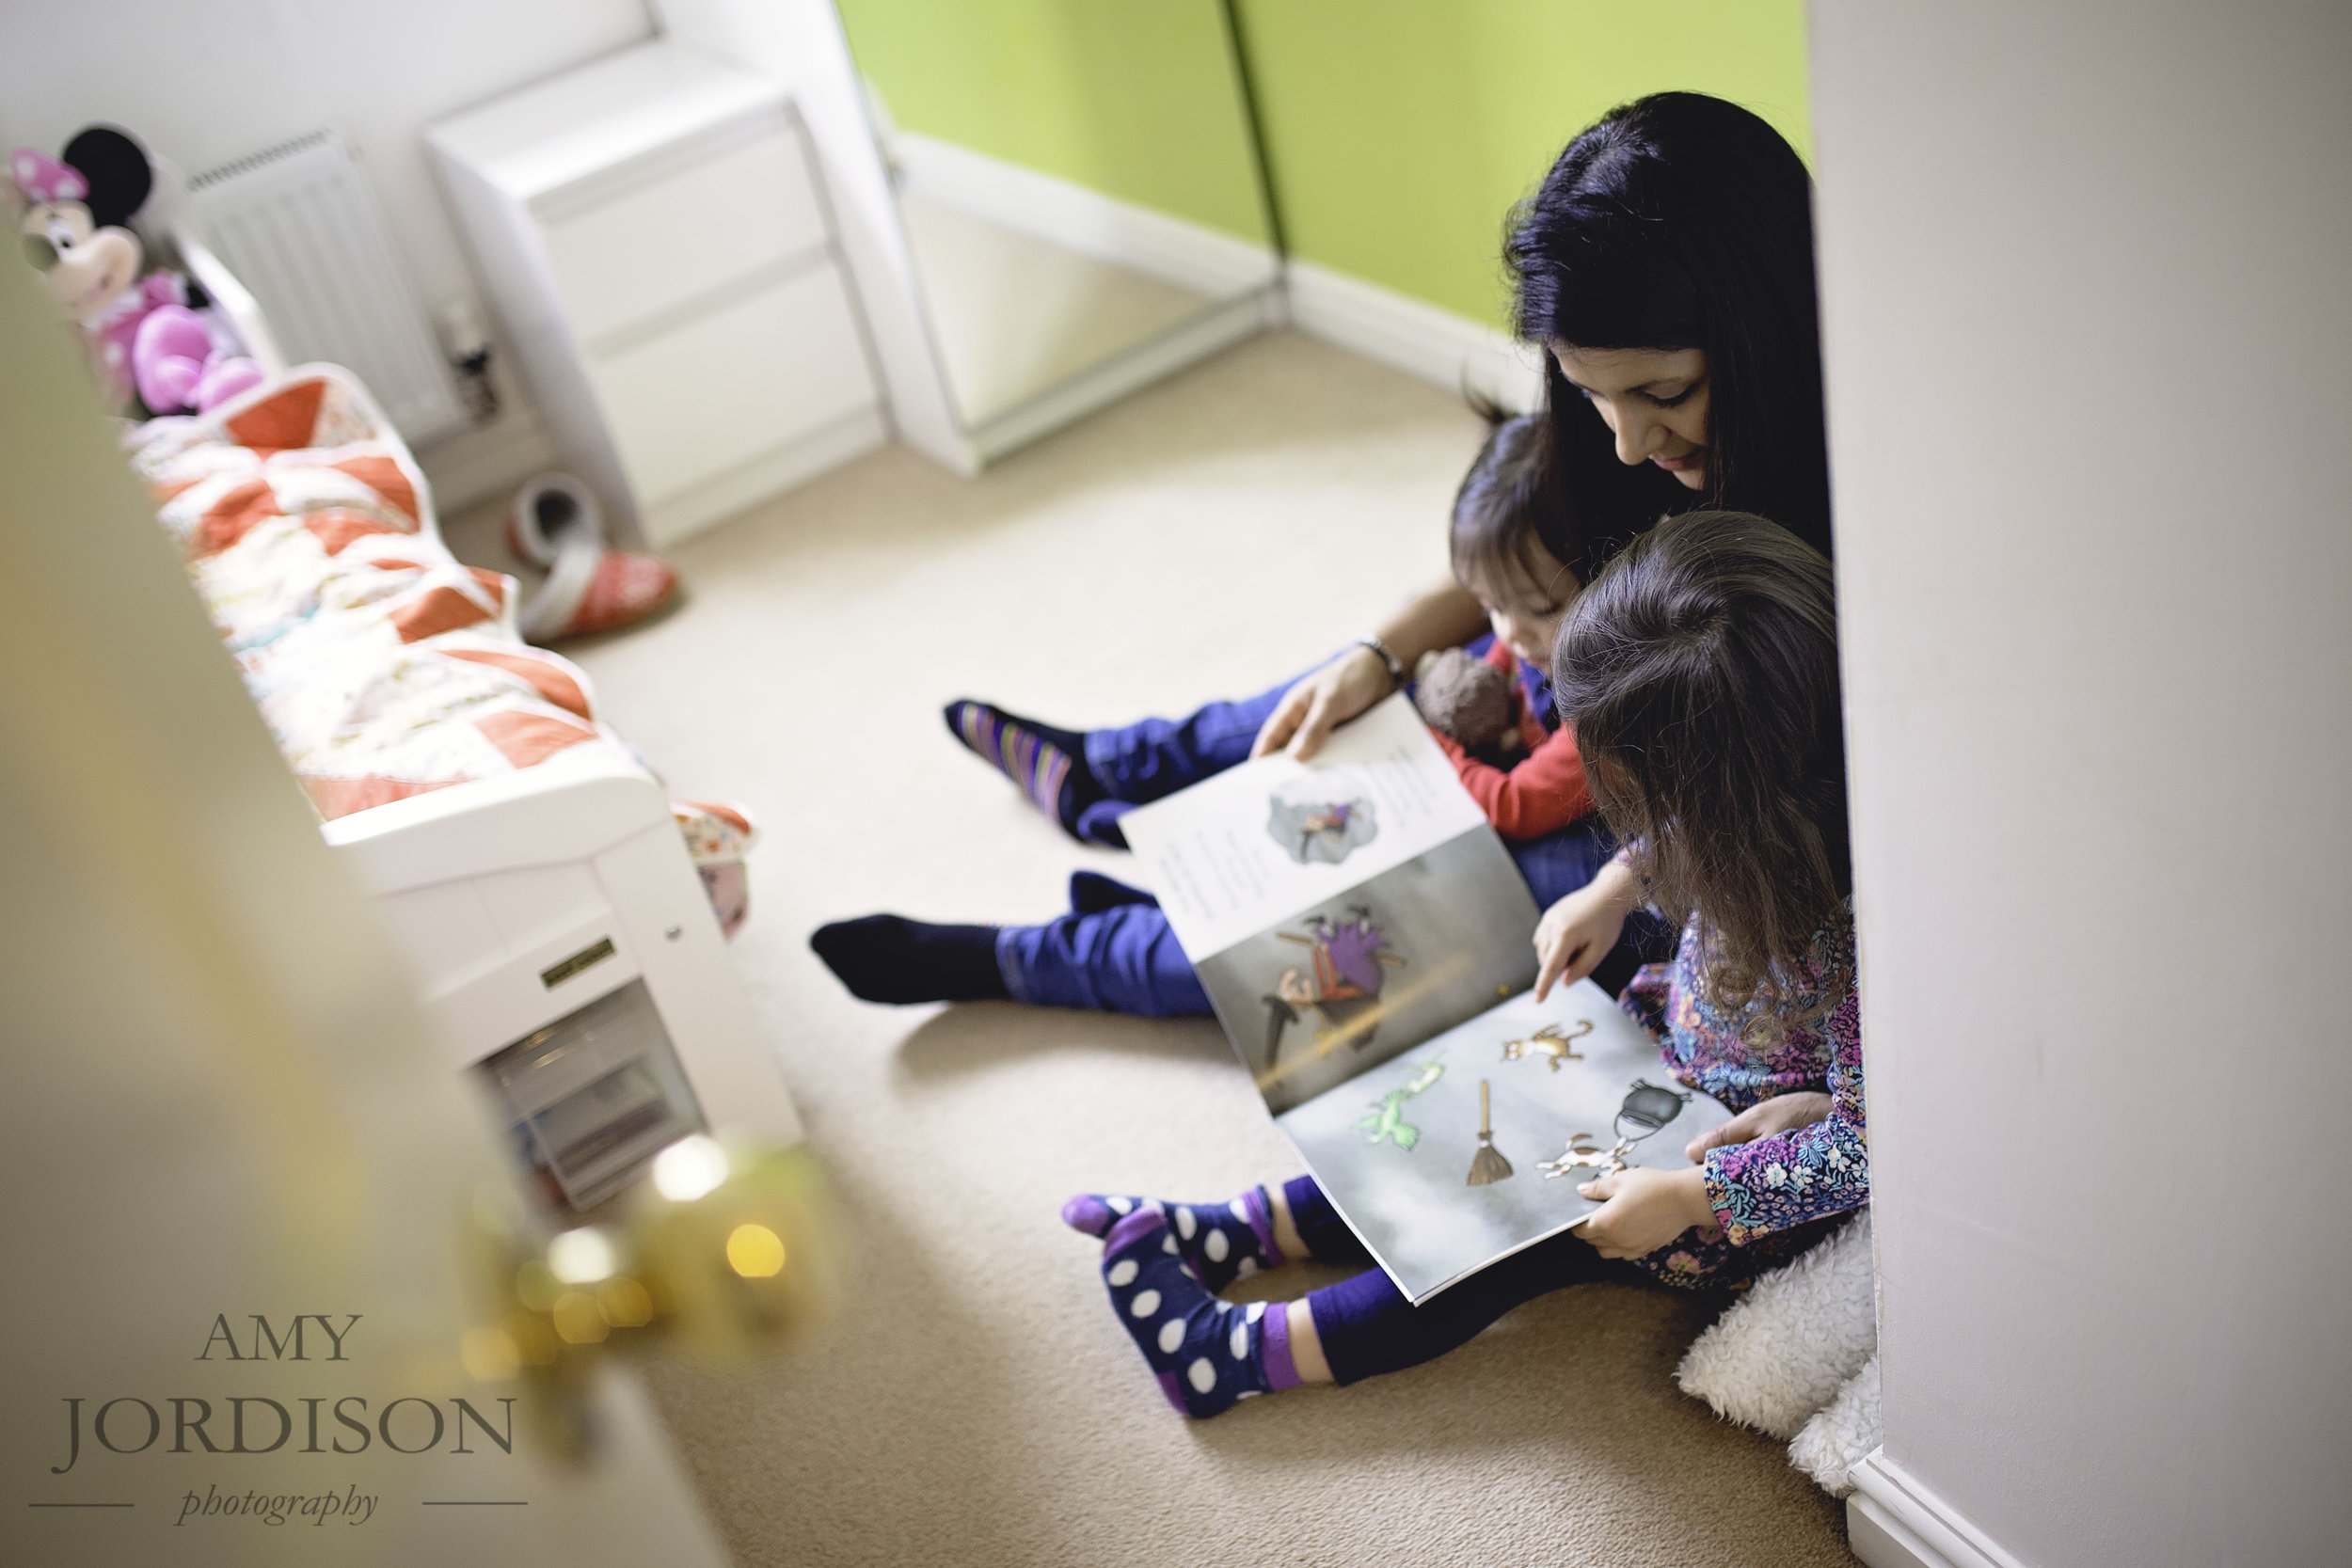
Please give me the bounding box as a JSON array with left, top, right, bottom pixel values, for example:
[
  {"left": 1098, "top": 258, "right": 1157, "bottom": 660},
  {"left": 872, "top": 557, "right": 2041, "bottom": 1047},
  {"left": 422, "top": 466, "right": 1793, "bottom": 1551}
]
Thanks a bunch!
[{"left": 0, "top": 248, "right": 731, "bottom": 1566}]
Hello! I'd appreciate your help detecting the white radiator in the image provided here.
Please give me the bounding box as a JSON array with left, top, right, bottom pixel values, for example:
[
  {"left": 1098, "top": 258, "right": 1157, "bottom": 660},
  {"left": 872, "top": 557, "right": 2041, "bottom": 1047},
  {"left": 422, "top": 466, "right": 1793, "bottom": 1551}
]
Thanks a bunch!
[{"left": 183, "top": 130, "right": 468, "bottom": 444}]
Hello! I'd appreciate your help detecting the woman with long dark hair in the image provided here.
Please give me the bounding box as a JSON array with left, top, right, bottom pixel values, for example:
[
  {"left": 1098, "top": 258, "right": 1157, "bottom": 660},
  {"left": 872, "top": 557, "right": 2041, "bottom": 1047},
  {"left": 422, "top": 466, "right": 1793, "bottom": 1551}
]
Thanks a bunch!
[
  {"left": 813, "top": 91, "right": 1833, "bottom": 1013},
  {"left": 1256, "top": 90, "right": 1831, "bottom": 759}
]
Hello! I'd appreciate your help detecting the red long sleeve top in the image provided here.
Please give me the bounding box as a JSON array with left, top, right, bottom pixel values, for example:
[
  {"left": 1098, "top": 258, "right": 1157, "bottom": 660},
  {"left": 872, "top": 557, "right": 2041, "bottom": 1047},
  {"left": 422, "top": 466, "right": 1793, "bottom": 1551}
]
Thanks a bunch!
[{"left": 1430, "top": 639, "right": 1593, "bottom": 840}]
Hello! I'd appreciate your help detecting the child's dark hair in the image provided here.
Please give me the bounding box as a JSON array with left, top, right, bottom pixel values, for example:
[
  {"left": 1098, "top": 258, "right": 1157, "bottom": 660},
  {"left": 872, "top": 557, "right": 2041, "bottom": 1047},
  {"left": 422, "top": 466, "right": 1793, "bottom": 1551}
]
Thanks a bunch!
[
  {"left": 1450, "top": 397, "right": 1573, "bottom": 610},
  {"left": 1506, "top": 93, "right": 1833, "bottom": 583},
  {"left": 1551, "top": 510, "right": 1851, "bottom": 1013}
]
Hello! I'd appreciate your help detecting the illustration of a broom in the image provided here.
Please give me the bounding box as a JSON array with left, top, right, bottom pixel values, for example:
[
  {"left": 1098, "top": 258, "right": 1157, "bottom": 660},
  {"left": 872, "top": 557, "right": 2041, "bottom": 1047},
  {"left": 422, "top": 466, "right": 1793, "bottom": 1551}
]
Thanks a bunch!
[{"left": 1466, "top": 1079, "right": 1514, "bottom": 1185}]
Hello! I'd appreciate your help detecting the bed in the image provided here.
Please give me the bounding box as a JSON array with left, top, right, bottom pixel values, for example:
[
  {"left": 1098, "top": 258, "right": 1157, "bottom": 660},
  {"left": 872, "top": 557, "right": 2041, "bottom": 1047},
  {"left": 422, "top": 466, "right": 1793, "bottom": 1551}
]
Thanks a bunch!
[{"left": 131, "top": 364, "right": 802, "bottom": 1212}]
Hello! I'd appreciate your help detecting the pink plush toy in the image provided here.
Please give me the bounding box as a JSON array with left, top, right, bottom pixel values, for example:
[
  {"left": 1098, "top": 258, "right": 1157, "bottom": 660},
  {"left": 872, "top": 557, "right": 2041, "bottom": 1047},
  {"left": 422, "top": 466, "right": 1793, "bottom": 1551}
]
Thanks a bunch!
[
  {"left": 10, "top": 129, "right": 258, "bottom": 415},
  {"left": 135, "top": 305, "right": 263, "bottom": 413}
]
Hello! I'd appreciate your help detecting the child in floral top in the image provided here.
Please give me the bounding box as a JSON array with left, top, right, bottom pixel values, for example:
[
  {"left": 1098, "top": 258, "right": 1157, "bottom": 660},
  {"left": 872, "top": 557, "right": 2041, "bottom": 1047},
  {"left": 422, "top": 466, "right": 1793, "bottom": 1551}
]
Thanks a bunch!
[
  {"left": 1063, "top": 512, "right": 1867, "bottom": 1416},
  {"left": 1566, "top": 895, "right": 1863, "bottom": 1284}
]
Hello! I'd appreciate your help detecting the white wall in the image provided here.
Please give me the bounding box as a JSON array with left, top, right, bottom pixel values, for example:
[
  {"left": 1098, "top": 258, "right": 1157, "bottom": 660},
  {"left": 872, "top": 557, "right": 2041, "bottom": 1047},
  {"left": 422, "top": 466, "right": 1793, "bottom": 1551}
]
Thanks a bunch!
[
  {"left": 0, "top": 0, "right": 651, "bottom": 325},
  {"left": 1808, "top": 4, "right": 2352, "bottom": 1565},
  {"left": 0, "top": 0, "right": 654, "bottom": 498}
]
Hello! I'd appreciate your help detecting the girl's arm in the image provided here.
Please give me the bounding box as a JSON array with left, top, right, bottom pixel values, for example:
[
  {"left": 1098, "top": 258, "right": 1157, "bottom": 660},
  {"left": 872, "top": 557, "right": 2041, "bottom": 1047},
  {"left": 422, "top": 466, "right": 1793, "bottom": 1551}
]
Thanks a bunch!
[
  {"left": 1698, "top": 986, "right": 1869, "bottom": 1244},
  {"left": 1432, "top": 723, "right": 1594, "bottom": 839},
  {"left": 1534, "top": 855, "right": 1644, "bottom": 999},
  {"left": 1251, "top": 579, "right": 1490, "bottom": 760}
]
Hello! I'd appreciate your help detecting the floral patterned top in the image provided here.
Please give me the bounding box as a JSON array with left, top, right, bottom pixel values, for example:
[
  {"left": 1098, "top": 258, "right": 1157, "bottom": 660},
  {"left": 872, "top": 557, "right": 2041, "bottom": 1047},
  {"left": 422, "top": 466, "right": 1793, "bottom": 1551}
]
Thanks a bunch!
[{"left": 1616, "top": 899, "right": 1867, "bottom": 1290}]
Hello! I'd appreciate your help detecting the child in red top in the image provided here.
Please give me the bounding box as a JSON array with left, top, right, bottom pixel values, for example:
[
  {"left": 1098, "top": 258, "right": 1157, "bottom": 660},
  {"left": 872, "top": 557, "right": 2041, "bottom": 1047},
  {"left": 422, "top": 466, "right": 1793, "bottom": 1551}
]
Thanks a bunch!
[
  {"left": 1419, "top": 404, "right": 1595, "bottom": 839},
  {"left": 1429, "top": 638, "right": 1589, "bottom": 835},
  {"left": 814, "top": 410, "right": 1667, "bottom": 1012}
]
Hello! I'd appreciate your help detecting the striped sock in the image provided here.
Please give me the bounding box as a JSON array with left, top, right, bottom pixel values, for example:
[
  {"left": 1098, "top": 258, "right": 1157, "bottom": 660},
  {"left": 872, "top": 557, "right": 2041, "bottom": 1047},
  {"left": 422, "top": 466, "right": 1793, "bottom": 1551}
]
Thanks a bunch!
[
  {"left": 942, "top": 701, "right": 1099, "bottom": 834},
  {"left": 1096, "top": 1209, "right": 1300, "bottom": 1418},
  {"left": 1059, "top": 1189, "right": 1281, "bottom": 1291}
]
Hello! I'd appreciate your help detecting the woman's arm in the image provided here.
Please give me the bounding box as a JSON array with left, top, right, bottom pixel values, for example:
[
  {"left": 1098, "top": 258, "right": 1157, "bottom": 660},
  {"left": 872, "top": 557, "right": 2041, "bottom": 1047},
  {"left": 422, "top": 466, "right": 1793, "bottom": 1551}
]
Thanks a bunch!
[{"left": 1250, "top": 578, "right": 1489, "bottom": 759}]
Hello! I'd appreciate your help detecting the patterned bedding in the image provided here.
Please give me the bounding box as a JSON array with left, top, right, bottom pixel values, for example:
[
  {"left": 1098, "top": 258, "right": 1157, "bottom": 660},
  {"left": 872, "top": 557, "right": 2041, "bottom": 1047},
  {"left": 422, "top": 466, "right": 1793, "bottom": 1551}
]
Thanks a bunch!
[{"left": 131, "top": 367, "right": 755, "bottom": 926}]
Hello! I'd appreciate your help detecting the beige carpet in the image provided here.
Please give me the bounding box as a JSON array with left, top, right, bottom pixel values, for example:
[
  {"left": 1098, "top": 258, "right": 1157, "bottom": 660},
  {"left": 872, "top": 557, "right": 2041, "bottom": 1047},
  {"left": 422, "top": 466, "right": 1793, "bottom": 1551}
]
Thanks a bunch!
[{"left": 453, "top": 333, "right": 1856, "bottom": 1567}]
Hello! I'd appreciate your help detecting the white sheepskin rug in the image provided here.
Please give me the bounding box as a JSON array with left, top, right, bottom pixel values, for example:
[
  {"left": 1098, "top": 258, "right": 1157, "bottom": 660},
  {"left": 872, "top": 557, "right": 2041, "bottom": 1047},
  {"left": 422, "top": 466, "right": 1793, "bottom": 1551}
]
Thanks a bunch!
[{"left": 1674, "top": 1211, "right": 1882, "bottom": 1494}]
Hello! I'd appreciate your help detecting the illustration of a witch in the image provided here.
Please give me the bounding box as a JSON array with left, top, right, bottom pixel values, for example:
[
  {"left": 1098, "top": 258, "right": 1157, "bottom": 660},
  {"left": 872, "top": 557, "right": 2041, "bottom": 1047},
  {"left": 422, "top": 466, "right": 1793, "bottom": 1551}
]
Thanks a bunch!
[
  {"left": 1265, "top": 787, "right": 1378, "bottom": 865},
  {"left": 1260, "top": 908, "right": 1405, "bottom": 1070}
]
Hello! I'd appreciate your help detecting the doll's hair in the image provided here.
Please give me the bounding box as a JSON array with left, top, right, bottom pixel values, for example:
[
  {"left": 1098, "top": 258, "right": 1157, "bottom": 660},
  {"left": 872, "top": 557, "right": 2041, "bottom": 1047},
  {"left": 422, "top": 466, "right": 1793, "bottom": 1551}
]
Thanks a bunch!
[
  {"left": 1450, "top": 396, "right": 1575, "bottom": 611},
  {"left": 1506, "top": 92, "right": 1833, "bottom": 585},
  {"left": 1551, "top": 510, "right": 1851, "bottom": 1014}
]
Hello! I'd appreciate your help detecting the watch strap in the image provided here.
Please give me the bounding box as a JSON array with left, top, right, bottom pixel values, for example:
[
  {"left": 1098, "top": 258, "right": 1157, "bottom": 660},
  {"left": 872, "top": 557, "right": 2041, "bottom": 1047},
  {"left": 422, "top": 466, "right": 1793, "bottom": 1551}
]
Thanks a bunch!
[{"left": 1355, "top": 635, "right": 1407, "bottom": 688}]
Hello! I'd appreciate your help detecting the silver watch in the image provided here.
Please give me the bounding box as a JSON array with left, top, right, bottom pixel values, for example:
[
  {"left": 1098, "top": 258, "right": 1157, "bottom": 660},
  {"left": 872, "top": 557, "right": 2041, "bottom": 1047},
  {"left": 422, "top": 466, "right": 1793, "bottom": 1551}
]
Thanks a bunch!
[{"left": 1355, "top": 635, "right": 1407, "bottom": 688}]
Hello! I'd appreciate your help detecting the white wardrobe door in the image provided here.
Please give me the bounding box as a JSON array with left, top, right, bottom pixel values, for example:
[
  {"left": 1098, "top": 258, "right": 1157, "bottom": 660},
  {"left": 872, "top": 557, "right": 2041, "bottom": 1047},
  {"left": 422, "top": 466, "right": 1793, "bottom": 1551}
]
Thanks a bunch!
[
  {"left": 586, "top": 264, "right": 877, "bottom": 507},
  {"left": 540, "top": 123, "right": 830, "bottom": 348}
]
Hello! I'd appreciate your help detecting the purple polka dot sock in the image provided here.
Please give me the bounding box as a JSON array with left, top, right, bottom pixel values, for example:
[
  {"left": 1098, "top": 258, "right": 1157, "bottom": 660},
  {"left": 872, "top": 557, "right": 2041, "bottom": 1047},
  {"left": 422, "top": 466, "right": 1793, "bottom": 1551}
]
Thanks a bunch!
[
  {"left": 1059, "top": 1188, "right": 1282, "bottom": 1291},
  {"left": 1095, "top": 1209, "right": 1300, "bottom": 1418}
]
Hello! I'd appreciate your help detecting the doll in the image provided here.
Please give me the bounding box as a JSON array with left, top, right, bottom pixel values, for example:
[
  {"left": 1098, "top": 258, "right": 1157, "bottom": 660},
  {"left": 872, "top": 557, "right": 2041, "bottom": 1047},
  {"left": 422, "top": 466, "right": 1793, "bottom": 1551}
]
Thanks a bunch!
[
  {"left": 1411, "top": 645, "right": 1520, "bottom": 761},
  {"left": 10, "top": 128, "right": 259, "bottom": 415}
]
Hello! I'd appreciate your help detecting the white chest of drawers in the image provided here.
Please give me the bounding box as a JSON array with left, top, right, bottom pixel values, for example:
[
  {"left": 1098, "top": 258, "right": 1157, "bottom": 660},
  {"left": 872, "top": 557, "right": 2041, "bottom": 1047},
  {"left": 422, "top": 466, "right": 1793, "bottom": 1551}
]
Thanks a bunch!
[{"left": 431, "top": 40, "right": 884, "bottom": 547}]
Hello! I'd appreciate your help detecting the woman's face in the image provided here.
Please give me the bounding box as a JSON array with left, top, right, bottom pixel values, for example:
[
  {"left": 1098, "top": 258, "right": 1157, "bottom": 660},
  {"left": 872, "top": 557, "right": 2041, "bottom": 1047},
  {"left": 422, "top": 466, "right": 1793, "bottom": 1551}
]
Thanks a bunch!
[{"left": 1551, "top": 343, "right": 1710, "bottom": 490}]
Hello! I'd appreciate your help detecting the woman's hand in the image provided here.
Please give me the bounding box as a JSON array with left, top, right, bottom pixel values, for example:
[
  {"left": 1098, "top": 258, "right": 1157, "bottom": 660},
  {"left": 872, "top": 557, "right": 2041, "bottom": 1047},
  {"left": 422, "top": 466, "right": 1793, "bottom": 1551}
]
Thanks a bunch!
[
  {"left": 1253, "top": 580, "right": 1491, "bottom": 760},
  {"left": 1534, "top": 860, "right": 1640, "bottom": 1000},
  {"left": 1575, "top": 1165, "right": 1718, "bottom": 1259},
  {"left": 1250, "top": 645, "right": 1394, "bottom": 760},
  {"left": 1684, "top": 1091, "right": 1833, "bottom": 1163}
]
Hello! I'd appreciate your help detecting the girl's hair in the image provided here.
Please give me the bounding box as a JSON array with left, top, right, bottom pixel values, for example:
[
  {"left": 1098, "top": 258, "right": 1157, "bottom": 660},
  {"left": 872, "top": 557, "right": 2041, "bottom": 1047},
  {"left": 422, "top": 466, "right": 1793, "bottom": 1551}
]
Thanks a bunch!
[
  {"left": 1450, "top": 398, "right": 1573, "bottom": 608},
  {"left": 1506, "top": 92, "right": 1833, "bottom": 584},
  {"left": 1551, "top": 511, "right": 1851, "bottom": 1013}
]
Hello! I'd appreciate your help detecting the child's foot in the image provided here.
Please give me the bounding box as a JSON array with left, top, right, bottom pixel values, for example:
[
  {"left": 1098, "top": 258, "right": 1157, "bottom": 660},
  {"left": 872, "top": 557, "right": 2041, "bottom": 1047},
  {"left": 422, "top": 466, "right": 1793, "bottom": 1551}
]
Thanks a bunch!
[
  {"left": 1065, "top": 870, "right": 1158, "bottom": 914},
  {"left": 1060, "top": 1188, "right": 1281, "bottom": 1291},
  {"left": 809, "top": 915, "right": 1009, "bottom": 1004},
  {"left": 1094, "top": 1209, "right": 1300, "bottom": 1418},
  {"left": 944, "top": 700, "right": 1105, "bottom": 837}
]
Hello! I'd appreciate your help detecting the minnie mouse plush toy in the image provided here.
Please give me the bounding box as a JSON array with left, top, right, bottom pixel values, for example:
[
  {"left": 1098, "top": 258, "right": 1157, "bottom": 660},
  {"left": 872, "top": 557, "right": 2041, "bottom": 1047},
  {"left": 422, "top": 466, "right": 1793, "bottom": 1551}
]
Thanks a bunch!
[{"left": 10, "top": 126, "right": 260, "bottom": 416}]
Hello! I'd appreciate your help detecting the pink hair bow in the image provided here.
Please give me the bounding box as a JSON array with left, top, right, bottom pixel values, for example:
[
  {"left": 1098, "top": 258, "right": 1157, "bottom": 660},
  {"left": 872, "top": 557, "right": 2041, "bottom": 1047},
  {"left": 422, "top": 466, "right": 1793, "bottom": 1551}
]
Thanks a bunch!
[{"left": 10, "top": 149, "right": 88, "bottom": 204}]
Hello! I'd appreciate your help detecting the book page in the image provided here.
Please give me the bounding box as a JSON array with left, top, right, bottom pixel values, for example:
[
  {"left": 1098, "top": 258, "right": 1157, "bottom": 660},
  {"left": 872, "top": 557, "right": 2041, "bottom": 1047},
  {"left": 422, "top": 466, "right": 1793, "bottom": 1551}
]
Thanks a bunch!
[
  {"left": 1192, "top": 829, "right": 1538, "bottom": 1115},
  {"left": 1118, "top": 693, "right": 1490, "bottom": 959},
  {"left": 1277, "top": 979, "right": 1734, "bottom": 1304}
]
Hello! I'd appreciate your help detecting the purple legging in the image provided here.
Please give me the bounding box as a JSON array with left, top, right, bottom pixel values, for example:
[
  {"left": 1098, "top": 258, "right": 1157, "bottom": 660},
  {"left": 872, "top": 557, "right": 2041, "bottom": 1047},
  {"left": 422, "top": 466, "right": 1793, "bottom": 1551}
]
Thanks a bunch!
[{"left": 1279, "top": 1175, "right": 1647, "bottom": 1385}]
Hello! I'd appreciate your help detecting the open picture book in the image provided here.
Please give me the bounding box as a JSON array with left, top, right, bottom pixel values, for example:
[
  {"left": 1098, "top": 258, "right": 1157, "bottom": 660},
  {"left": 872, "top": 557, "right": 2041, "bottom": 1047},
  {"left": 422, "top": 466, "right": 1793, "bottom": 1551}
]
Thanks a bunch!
[{"left": 1120, "top": 694, "right": 1731, "bottom": 1303}]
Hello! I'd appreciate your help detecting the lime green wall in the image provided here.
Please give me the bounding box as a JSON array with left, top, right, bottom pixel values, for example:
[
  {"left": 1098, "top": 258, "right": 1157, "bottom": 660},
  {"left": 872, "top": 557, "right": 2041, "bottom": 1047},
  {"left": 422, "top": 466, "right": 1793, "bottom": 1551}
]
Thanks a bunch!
[
  {"left": 1232, "top": 0, "right": 1813, "bottom": 328},
  {"left": 834, "top": 0, "right": 1813, "bottom": 331},
  {"left": 834, "top": 0, "right": 1273, "bottom": 245}
]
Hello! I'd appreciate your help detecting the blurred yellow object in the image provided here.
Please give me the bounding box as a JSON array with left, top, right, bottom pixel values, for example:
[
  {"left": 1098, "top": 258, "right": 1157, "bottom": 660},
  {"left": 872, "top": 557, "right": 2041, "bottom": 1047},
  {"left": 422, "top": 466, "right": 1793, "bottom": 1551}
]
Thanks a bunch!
[
  {"left": 463, "top": 1136, "right": 838, "bottom": 1462},
  {"left": 548, "top": 1226, "right": 619, "bottom": 1283},
  {"left": 724, "top": 1223, "right": 787, "bottom": 1277},
  {"left": 635, "top": 1141, "right": 839, "bottom": 1364},
  {"left": 652, "top": 1132, "right": 732, "bottom": 1201},
  {"left": 597, "top": 1275, "right": 656, "bottom": 1327},
  {"left": 551, "top": 1291, "right": 611, "bottom": 1345},
  {"left": 460, "top": 1323, "right": 523, "bottom": 1382},
  {"left": 515, "top": 1258, "right": 563, "bottom": 1313}
]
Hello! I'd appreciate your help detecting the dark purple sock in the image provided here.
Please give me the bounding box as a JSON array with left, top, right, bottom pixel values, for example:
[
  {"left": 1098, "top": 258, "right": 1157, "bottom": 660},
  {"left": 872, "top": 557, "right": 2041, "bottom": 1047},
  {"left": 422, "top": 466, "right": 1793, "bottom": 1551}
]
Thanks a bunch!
[
  {"left": 1094, "top": 1209, "right": 1298, "bottom": 1418},
  {"left": 943, "top": 700, "right": 1104, "bottom": 835},
  {"left": 1060, "top": 1187, "right": 1281, "bottom": 1291},
  {"left": 809, "top": 915, "right": 1009, "bottom": 1005},
  {"left": 1280, "top": 1175, "right": 1375, "bottom": 1266}
]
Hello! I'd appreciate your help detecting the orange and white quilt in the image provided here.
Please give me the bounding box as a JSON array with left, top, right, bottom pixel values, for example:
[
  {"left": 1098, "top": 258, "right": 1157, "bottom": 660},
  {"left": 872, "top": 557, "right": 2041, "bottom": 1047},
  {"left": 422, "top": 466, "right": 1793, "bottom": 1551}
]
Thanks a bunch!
[{"left": 130, "top": 369, "right": 635, "bottom": 822}]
